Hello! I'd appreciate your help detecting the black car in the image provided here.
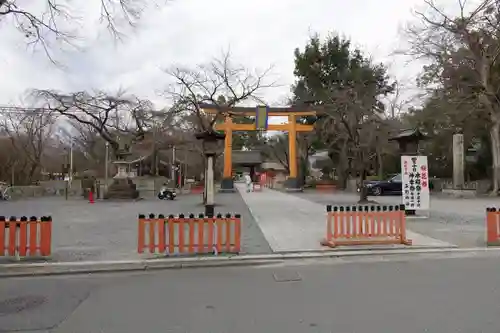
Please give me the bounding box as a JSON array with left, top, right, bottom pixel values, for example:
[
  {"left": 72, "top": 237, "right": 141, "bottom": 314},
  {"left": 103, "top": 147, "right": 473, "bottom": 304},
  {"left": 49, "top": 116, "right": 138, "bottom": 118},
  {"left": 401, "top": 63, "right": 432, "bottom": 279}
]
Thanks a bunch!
[{"left": 358, "top": 174, "right": 402, "bottom": 196}]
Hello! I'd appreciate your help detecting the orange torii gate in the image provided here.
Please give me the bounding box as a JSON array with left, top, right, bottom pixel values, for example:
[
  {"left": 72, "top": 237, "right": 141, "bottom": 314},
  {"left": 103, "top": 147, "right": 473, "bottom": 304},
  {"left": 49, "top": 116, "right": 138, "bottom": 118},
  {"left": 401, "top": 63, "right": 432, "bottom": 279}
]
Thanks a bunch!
[{"left": 199, "top": 104, "right": 317, "bottom": 191}]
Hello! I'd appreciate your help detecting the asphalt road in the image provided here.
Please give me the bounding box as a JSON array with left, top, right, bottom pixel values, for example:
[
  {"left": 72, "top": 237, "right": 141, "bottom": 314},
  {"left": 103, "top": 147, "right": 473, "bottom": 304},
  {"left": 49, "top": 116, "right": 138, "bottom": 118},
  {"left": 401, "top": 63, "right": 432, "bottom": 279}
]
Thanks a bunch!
[{"left": 2, "top": 252, "right": 500, "bottom": 333}]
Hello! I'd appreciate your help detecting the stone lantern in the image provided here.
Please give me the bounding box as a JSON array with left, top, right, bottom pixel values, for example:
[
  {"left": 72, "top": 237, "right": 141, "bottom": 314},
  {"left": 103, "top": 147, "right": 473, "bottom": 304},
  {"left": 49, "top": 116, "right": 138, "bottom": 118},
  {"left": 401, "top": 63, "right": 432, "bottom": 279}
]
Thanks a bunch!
[{"left": 103, "top": 138, "right": 139, "bottom": 200}]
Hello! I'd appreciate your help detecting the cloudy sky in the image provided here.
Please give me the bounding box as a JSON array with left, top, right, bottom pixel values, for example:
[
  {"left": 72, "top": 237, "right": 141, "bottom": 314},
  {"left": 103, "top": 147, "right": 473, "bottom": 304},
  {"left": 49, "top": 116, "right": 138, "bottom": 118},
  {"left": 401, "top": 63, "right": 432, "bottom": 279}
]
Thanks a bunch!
[{"left": 0, "top": 0, "right": 424, "bottom": 108}]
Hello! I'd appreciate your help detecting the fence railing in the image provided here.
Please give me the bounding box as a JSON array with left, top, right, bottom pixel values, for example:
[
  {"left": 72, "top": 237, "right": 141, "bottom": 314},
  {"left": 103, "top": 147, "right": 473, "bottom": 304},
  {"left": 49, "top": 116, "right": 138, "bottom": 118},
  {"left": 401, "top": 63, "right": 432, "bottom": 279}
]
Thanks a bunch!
[
  {"left": 322, "top": 205, "right": 412, "bottom": 248},
  {"left": 138, "top": 213, "right": 241, "bottom": 255},
  {"left": 0, "top": 216, "right": 52, "bottom": 257},
  {"left": 486, "top": 208, "right": 500, "bottom": 246}
]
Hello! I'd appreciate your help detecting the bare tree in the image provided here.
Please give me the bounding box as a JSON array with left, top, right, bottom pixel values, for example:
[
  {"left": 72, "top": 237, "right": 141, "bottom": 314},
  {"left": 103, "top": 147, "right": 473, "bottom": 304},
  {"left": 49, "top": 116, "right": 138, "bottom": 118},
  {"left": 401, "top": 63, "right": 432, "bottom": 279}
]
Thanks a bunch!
[
  {"left": 0, "top": 109, "right": 57, "bottom": 183},
  {"left": 262, "top": 132, "right": 315, "bottom": 180},
  {"left": 164, "top": 52, "right": 276, "bottom": 207},
  {"left": 263, "top": 134, "right": 290, "bottom": 173},
  {"left": 387, "top": 81, "right": 408, "bottom": 119},
  {"left": 32, "top": 89, "right": 154, "bottom": 159},
  {"left": 403, "top": 0, "right": 500, "bottom": 194},
  {"left": 0, "top": 0, "right": 168, "bottom": 61},
  {"left": 322, "top": 87, "right": 392, "bottom": 202},
  {"left": 56, "top": 120, "right": 108, "bottom": 173},
  {"left": 164, "top": 51, "right": 276, "bottom": 134},
  {"left": 0, "top": 136, "right": 17, "bottom": 183}
]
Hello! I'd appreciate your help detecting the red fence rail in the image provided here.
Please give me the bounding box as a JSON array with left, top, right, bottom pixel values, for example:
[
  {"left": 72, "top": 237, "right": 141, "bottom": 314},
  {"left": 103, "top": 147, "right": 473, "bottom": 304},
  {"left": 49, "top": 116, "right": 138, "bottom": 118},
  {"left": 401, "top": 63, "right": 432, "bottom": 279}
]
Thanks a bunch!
[
  {"left": 0, "top": 216, "right": 52, "bottom": 257},
  {"left": 138, "top": 213, "right": 241, "bottom": 255},
  {"left": 486, "top": 208, "right": 500, "bottom": 246},
  {"left": 321, "top": 205, "right": 412, "bottom": 248}
]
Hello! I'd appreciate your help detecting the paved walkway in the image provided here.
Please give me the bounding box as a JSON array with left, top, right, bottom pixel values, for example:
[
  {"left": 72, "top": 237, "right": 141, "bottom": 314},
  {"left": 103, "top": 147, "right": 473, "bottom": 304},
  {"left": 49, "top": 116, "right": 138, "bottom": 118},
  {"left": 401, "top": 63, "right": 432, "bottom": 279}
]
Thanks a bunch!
[{"left": 236, "top": 184, "right": 455, "bottom": 252}]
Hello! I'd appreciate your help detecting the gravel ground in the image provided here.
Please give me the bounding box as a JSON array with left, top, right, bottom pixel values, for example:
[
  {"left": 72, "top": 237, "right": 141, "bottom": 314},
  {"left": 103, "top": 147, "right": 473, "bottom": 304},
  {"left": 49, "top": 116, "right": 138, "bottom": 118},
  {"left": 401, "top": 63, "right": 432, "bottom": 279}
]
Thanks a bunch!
[{"left": 0, "top": 192, "right": 271, "bottom": 263}]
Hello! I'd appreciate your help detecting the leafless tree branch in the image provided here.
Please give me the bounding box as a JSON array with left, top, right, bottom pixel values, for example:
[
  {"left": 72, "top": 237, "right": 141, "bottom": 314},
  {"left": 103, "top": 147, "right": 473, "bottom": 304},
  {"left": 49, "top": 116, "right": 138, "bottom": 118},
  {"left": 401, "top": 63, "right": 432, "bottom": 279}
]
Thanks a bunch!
[
  {"left": 0, "top": 0, "right": 170, "bottom": 62},
  {"left": 163, "top": 51, "right": 277, "bottom": 134},
  {"left": 31, "top": 89, "right": 156, "bottom": 158}
]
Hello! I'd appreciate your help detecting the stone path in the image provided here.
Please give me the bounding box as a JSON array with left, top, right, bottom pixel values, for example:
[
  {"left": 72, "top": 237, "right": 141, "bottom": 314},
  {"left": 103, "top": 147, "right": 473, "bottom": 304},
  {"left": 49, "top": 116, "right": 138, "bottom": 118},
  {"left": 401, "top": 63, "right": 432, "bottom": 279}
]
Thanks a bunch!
[{"left": 236, "top": 184, "right": 455, "bottom": 252}]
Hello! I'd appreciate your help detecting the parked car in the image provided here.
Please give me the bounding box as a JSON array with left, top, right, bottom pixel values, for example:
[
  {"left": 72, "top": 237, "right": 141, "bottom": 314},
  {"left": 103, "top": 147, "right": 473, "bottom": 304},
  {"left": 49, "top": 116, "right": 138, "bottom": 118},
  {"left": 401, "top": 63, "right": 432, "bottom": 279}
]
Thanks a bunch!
[{"left": 357, "top": 174, "right": 402, "bottom": 196}]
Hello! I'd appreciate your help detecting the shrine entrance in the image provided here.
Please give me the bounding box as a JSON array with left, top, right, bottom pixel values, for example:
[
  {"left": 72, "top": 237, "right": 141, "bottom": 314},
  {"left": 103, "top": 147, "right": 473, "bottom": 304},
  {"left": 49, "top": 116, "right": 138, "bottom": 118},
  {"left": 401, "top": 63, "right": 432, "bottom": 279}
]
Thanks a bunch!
[{"left": 199, "top": 104, "right": 317, "bottom": 191}]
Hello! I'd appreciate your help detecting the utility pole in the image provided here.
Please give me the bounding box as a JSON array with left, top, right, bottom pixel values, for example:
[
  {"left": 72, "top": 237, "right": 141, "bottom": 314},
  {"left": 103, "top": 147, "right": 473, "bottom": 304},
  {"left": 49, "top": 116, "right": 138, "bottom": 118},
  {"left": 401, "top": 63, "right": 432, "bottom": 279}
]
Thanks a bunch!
[
  {"left": 69, "top": 137, "right": 73, "bottom": 188},
  {"left": 10, "top": 161, "right": 15, "bottom": 186},
  {"left": 152, "top": 122, "right": 158, "bottom": 176},
  {"left": 184, "top": 149, "right": 188, "bottom": 186},
  {"left": 172, "top": 145, "right": 176, "bottom": 186},
  {"left": 105, "top": 142, "right": 109, "bottom": 190},
  {"left": 64, "top": 147, "right": 70, "bottom": 200}
]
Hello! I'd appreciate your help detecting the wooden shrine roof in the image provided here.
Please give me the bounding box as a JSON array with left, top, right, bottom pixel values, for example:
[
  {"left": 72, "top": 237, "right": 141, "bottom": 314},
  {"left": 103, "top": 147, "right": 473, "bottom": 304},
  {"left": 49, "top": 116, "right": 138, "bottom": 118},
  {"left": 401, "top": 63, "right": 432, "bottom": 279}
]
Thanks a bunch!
[{"left": 389, "top": 128, "right": 427, "bottom": 141}]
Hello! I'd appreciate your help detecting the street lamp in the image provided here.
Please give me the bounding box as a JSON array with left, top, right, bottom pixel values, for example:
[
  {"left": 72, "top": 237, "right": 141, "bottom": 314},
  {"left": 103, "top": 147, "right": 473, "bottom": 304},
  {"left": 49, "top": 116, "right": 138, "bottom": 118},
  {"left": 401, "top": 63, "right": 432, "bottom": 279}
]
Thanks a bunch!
[{"left": 195, "top": 131, "right": 225, "bottom": 217}]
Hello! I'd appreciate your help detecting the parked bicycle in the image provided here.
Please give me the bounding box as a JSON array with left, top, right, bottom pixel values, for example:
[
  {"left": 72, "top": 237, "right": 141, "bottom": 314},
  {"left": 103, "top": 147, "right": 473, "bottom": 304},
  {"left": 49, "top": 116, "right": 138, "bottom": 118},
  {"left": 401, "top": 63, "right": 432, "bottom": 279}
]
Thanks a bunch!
[{"left": 0, "top": 183, "right": 11, "bottom": 201}]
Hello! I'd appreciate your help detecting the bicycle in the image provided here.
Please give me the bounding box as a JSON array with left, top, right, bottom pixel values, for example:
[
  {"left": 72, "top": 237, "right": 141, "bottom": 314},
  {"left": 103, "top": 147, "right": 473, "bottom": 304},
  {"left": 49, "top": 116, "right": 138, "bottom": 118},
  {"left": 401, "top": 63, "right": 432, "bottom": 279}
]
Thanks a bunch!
[{"left": 0, "top": 186, "right": 12, "bottom": 201}]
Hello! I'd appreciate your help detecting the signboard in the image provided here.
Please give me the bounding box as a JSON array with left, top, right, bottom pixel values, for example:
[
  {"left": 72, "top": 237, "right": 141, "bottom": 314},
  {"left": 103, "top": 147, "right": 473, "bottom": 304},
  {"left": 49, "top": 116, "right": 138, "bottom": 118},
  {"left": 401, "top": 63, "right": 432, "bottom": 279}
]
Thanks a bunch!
[
  {"left": 401, "top": 155, "right": 430, "bottom": 210},
  {"left": 255, "top": 105, "right": 269, "bottom": 130}
]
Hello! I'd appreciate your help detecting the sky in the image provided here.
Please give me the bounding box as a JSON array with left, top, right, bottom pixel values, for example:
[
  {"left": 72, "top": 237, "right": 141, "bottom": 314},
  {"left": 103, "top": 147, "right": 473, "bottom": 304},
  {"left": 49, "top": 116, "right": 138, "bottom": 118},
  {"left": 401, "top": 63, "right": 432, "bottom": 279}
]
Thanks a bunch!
[{"left": 0, "top": 0, "right": 425, "bottom": 109}]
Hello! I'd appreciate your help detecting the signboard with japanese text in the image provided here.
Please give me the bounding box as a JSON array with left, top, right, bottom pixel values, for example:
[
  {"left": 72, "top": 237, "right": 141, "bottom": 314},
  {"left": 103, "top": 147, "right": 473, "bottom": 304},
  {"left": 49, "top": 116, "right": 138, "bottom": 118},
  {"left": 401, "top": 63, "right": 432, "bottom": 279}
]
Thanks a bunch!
[{"left": 401, "top": 155, "right": 430, "bottom": 210}]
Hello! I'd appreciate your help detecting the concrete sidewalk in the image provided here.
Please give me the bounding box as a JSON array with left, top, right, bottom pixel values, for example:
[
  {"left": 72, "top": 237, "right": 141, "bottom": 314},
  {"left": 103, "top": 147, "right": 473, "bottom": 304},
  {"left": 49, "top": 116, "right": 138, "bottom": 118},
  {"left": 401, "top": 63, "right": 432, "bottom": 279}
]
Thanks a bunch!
[{"left": 236, "top": 184, "right": 455, "bottom": 252}]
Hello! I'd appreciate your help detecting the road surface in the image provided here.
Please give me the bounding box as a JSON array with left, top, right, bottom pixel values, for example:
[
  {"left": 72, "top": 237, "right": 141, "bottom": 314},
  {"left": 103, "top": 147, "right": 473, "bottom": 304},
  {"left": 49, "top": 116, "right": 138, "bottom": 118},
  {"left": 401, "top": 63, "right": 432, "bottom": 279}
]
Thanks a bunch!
[{"left": 2, "top": 251, "right": 500, "bottom": 332}]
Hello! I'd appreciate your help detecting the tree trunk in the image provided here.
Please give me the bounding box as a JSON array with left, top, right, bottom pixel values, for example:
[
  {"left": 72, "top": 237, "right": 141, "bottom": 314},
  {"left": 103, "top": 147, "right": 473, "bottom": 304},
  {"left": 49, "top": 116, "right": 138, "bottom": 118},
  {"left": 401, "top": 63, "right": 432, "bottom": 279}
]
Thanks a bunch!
[
  {"left": 377, "top": 150, "right": 383, "bottom": 179},
  {"left": 336, "top": 167, "right": 348, "bottom": 190},
  {"left": 489, "top": 120, "right": 500, "bottom": 195},
  {"left": 334, "top": 155, "right": 349, "bottom": 190},
  {"left": 358, "top": 167, "right": 369, "bottom": 203},
  {"left": 27, "top": 162, "right": 39, "bottom": 184},
  {"left": 298, "top": 157, "right": 308, "bottom": 187},
  {"left": 329, "top": 147, "right": 348, "bottom": 190}
]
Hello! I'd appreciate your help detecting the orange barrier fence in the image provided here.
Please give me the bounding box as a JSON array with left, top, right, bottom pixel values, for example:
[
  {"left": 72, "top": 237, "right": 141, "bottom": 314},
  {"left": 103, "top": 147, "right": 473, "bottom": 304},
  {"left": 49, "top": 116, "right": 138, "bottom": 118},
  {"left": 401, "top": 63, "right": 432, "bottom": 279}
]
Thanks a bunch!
[
  {"left": 321, "top": 204, "right": 412, "bottom": 248},
  {"left": 0, "top": 216, "right": 52, "bottom": 257},
  {"left": 486, "top": 208, "right": 500, "bottom": 246},
  {"left": 138, "top": 213, "right": 241, "bottom": 255}
]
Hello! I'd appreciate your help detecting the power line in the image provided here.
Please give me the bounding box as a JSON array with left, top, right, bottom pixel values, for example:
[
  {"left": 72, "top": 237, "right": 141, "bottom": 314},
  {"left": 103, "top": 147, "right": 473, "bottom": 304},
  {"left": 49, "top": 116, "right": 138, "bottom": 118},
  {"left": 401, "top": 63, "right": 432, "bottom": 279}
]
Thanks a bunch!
[
  {"left": 0, "top": 106, "right": 90, "bottom": 115},
  {"left": 0, "top": 106, "right": 50, "bottom": 113},
  {"left": 0, "top": 106, "right": 118, "bottom": 115}
]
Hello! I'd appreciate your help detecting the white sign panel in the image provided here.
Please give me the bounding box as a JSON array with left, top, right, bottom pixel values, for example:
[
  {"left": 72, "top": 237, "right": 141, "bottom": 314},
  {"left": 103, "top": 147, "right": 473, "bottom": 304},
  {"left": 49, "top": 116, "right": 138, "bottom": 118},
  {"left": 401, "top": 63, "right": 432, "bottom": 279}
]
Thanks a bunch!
[{"left": 401, "top": 155, "right": 430, "bottom": 210}]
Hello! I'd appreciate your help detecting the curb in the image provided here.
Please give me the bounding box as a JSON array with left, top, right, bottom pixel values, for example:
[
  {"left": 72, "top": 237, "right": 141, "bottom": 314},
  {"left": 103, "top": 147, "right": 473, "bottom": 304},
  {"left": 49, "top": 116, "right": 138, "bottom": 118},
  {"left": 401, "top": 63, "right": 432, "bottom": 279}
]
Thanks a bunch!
[{"left": 1, "top": 246, "right": 499, "bottom": 278}]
